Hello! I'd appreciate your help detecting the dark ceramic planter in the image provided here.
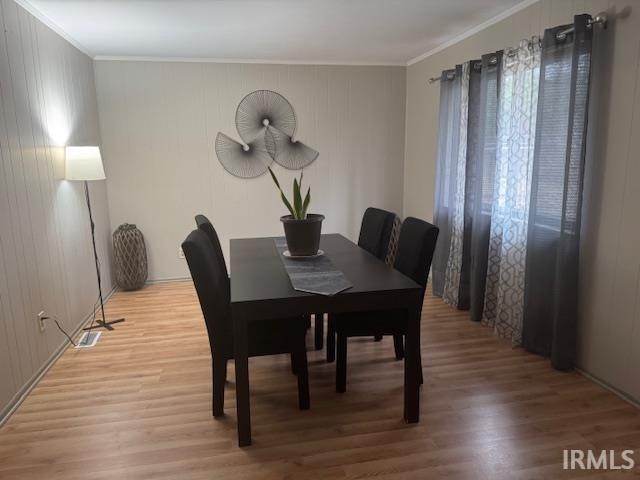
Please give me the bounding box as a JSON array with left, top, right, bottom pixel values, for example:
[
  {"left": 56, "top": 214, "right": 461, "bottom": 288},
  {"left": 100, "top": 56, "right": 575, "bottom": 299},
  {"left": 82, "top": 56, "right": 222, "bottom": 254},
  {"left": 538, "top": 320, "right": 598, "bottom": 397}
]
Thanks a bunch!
[{"left": 281, "top": 214, "right": 324, "bottom": 256}]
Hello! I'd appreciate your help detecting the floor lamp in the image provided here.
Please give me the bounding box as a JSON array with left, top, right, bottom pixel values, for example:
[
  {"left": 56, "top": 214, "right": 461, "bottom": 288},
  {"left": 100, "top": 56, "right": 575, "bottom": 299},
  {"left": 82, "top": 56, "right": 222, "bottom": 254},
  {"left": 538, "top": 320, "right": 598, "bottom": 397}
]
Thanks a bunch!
[{"left": 65, "top": 146, "right": 124, "bottom": 331}]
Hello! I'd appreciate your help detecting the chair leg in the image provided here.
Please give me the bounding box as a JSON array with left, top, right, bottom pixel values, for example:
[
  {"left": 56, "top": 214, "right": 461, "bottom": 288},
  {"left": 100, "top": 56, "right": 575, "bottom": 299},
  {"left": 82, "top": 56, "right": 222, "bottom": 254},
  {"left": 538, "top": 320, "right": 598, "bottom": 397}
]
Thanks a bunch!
[
  {"left": 213, "top": 357, "right": 227, "bottom": 417},
  {"left": 291, "top": 351, "right": 297, "bottom": 375},
  {"left": 326, "top": 315, "right": 336, "bottom": 363},
  {"left": 374, "top": 334, "right": 383, "bottom": 342},
  {"left": 336, "top": 332, "right": 347, "bottom": 393},
  {"left": 314, "top": 313, "right": 324, "bottom": 350},
  {"left": 393, "top": 334, "right": 404, "bottom": 360},
  {"left": 418, "top": 352, "right": 423, "bottom": 385},
  {"left": 293, "top": 340, "right": 310, "bottom": 410}
]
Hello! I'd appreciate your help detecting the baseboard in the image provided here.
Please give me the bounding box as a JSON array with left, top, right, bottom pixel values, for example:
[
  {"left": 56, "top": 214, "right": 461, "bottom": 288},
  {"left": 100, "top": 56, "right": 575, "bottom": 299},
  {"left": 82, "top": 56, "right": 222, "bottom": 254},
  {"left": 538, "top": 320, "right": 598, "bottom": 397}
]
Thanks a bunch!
[
  {"left": 0, "top": 286, "right": 118, "bottom": 427},
  {"left": 145, "top": 276, "right": 190, "bottom": 284},
  {"left": 576, "top": 367, "right": 640, "bottom": 409}
]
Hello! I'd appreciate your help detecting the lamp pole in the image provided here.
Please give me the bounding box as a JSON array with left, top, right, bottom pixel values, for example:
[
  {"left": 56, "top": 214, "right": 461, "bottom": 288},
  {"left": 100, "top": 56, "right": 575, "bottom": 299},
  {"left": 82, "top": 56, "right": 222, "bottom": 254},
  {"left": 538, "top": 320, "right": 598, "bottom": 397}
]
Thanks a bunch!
[{"left": 82, "top": 180, "right": 125, "bottom": 331}]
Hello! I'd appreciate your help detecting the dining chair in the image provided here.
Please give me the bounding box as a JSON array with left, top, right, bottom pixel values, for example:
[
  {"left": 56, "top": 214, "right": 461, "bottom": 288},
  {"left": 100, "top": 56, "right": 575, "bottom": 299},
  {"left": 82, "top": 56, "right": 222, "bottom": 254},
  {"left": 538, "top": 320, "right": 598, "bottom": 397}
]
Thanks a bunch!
[
  {"left": 326, "top": 207, "right": 397, "bottom": 361},
  {"left": 183, "top": 229, "right": 310, "bottom": 416},
  {"left": 376, "top": 213, "right": 402, "bottom": 341},
  {"left": 358, "top": 207, "right": 397, "bottom": 259},
  {"left": 196, "top": 214, "right": 312, "bottom": 374},
  {"left": 333, "top": 217, "right": 439, "bottom": 393},
  {"left": 195, "top": 214, "right": 305, "bottom": 375},
  {"left": 195, "top": 214, "right": 227, "bottom": 276}
]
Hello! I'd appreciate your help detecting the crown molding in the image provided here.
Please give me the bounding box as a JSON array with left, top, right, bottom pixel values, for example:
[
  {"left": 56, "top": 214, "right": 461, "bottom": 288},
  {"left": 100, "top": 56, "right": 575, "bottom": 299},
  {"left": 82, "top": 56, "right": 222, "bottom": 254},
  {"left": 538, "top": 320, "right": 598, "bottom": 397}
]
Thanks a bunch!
[
  {"left": 16, "top": 0, "right": 539, "bottom": 68},
  {"left": 14, "top": 0, "right": 93, "bottom": 57},
  {"left": 406, "top": 0, "right": 539, "bottom": 66},
  {"left": 93, "top": 55, "right": 406, "bottom": 67}
]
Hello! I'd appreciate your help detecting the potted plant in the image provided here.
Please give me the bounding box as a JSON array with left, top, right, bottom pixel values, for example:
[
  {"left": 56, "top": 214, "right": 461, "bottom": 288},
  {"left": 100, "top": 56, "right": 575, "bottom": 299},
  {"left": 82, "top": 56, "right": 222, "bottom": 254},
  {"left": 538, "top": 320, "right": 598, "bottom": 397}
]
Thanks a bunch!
[{"left": 268, "top": 167, "right": 324, "bottom": 256}]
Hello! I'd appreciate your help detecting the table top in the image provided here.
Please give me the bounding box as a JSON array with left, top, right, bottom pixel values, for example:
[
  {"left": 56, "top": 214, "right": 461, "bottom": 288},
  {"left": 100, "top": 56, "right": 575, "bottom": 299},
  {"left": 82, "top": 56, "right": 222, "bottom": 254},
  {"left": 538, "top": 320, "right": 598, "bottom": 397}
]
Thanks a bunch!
[{"left": 230, "top": 234, "right": 421, "bottom": 308}]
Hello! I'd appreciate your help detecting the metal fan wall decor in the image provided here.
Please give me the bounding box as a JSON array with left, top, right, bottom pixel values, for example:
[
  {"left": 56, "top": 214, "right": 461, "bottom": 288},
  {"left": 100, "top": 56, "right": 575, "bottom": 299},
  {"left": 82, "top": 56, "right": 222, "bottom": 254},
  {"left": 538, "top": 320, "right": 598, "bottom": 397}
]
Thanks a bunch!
[{"left": 216, "top": 90, "right": 319, "bottom": 178}]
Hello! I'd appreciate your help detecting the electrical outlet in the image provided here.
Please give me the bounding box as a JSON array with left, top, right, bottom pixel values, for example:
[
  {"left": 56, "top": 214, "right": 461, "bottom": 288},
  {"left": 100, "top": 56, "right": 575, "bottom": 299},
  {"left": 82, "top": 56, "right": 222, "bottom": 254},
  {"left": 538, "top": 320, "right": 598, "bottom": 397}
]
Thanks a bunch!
[
  {"left": 178, "top": 246, "right": 185, "bottom": 259},
  {"left": 37, "top": 311, "right": 46, "bottom": 332}
]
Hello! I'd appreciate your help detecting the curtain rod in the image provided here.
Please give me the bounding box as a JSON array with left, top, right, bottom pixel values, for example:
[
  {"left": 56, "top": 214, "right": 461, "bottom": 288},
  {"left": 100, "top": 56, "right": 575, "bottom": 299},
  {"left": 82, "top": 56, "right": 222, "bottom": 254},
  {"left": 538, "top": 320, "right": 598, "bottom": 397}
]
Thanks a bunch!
[{"left": 427, "top": 12, "right": 608, "bottom": 84}]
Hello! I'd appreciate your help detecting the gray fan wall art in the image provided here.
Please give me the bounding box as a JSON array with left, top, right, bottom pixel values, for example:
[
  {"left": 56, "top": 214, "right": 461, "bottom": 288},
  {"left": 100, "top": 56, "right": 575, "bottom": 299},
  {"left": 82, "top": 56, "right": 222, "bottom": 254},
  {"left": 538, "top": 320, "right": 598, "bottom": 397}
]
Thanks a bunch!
[{"left": 215, "top": 90, "right": 319, "bottom": 178}]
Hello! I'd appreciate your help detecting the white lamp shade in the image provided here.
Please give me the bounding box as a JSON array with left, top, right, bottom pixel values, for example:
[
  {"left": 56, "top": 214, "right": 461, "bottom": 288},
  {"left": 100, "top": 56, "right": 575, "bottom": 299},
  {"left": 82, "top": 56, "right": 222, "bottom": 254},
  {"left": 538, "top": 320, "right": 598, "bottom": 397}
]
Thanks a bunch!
[{"left": 65, "top": 146, "right": 106, "bottom": 181}]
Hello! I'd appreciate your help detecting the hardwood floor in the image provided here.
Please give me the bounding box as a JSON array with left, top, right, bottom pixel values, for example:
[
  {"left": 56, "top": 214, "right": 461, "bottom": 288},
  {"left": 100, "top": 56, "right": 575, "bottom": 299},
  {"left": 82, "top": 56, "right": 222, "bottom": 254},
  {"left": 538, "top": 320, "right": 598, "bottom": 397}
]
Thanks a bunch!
[{"left": 0, "top": 281, "right": 638, "bottom": 479}]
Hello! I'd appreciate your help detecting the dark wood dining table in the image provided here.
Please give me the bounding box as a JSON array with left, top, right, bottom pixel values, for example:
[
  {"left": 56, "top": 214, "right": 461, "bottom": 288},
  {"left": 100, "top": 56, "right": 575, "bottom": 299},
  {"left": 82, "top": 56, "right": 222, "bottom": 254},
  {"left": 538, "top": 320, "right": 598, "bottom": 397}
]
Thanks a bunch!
[{"left": 230, "top": 233, "right": 423, "bottom": 447}]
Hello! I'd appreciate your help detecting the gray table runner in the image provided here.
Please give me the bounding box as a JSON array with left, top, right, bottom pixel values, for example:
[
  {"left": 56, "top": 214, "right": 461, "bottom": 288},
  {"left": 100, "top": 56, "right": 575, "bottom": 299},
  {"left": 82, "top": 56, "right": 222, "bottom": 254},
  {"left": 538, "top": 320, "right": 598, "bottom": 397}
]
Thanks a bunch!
[{"left": 274, "top": 238, "right": 353, "bottom": 296}]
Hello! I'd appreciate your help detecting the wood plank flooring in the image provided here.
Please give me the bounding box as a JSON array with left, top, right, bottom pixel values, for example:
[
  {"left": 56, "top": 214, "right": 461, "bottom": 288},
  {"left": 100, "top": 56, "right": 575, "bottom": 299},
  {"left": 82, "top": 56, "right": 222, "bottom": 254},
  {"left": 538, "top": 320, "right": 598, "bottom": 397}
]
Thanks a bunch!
[{"left": 0, "top": 281, "right": 639, "bottom": 479}]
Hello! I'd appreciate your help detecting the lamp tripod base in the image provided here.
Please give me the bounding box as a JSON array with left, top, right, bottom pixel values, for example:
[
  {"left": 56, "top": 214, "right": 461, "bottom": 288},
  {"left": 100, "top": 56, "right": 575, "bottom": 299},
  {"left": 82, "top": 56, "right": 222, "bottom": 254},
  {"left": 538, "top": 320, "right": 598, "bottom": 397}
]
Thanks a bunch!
[{"left": 83, "top": 318, "right": 125, "bottom": 331}]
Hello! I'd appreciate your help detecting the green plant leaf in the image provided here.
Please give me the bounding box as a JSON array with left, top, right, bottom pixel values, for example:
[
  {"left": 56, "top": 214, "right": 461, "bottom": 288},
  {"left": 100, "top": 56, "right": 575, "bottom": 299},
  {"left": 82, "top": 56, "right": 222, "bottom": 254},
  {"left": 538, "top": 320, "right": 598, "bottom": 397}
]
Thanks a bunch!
[
  {"left": 268, "top": 166, "right": 295, "bottom": 216},
  {"left": 280, "top": 192, "right": 295, "bottom": 217},
  {"left": 293, "top": 177, "right": 302, "bottom": 219},
  {"left": 301, "top": 187, "right": 311, "bottom": 218},
  {"left": 268, "top": 166, "right": 281, "bottom": 189}
]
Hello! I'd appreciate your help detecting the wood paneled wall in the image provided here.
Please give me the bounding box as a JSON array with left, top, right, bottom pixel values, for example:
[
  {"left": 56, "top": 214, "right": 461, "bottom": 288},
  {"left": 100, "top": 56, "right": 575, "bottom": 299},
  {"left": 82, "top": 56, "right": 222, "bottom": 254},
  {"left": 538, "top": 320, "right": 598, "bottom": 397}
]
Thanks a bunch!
[
  {"left": 403, "top": 0, "right": 640, "bottom": 402},
  {"left": 0, "top": 0, "right": 112, "bottom": 420},
  {"left": 94, "top": 61, "right": 406, "bottom": 281}
]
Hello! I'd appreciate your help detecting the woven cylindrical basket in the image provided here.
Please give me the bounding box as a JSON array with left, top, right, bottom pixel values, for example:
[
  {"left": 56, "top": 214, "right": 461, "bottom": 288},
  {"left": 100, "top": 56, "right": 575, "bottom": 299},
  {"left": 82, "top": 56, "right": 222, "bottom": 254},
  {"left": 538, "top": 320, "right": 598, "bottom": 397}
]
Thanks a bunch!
[{"left": 113, "top": 223, "right": 148, "bottom": 291}]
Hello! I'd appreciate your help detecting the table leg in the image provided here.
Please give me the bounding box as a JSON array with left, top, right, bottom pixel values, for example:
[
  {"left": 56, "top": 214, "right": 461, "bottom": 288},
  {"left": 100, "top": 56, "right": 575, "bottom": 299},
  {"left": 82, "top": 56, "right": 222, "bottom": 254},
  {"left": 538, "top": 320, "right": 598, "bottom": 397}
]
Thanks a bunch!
[
  {"left": 233, "top": 312, "right": 251, "bottom": 446},
  {"left": 404, "top": 301, "right": 420, "bottom": 423}
]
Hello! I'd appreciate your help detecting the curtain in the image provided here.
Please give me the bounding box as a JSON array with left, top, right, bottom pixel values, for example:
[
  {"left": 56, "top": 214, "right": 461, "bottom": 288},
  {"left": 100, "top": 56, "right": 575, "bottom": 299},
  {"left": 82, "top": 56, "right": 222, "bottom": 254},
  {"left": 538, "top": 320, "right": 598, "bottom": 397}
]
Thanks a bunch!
[
  {"left": 468, "top": 52, "right": 502, "bottom": 321},
  {"left": 431, "top": 14, "right": 595, "bottom": 369},
  {"left": 432, "top": 64, "right": 468, "bottom": 299},
  {"left": 523, "top": 15, "right": 593, "bottom": 369},
  {"left": 457, "top": 60, "right": 482, "bottom": 310},
  {"left": 442, "top": 62, "right": 471, "bottom": 306},
  {"left": 482, "top": 39, "right": 541, "bottom": 343},
  {"left": 433, "top": 57, "right": 501, "bottom": 313}
]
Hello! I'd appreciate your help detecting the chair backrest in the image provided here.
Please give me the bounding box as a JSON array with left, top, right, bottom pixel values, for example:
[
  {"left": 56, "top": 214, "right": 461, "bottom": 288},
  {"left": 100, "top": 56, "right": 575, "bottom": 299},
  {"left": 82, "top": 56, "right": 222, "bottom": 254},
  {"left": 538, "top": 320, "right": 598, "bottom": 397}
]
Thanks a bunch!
[
  {"left": 195, "top": 214, "right": 228, "bottom": 278},
  {"left": 182, "top": 229, "right": 232, "bottom": 358},
  {"left": 393, "top": 217, "right": 439, "bottom": 293},
  {"left": 384, "top": 215, "right": 402, "bottom": 266},
  {"left": 358, "top": 207, "right": 396, "bottom": 261}
]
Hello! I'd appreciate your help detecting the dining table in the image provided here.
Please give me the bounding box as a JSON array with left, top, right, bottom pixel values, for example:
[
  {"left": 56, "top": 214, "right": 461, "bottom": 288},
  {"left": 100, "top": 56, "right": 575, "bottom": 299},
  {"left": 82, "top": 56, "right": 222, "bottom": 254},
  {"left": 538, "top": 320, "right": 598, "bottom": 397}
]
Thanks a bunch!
[{"left": 230, "top": 233, "right": 423, "bottom": 447}]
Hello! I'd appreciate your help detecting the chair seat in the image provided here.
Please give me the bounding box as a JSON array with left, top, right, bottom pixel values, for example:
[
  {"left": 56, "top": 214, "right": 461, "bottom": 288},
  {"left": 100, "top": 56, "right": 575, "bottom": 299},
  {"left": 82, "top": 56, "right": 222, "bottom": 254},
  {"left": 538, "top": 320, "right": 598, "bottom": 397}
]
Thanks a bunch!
[{"left": 334, "top": 310, "right": 407, "bottom": 337}]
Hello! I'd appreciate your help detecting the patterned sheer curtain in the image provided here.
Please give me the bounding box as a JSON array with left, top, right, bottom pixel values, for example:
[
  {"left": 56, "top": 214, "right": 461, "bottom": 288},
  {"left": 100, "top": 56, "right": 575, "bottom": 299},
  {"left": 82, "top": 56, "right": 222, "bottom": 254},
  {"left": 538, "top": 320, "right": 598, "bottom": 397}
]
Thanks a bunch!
[
  {"left": 523, "top": 15, "right": 593, "bottom": 369},
  {"left": 482, "top": 39, "right": 540, "bottom": 343}
]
